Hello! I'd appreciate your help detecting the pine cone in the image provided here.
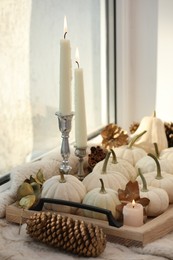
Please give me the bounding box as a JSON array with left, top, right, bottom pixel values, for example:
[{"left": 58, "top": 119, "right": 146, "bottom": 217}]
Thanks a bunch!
[
  {"left": 129, "top": 122, "right": 139, "bottom": 134},
  {"left": 164, "top": 122, "right": 173, "bottom": 147},
  {"left": 26, "top": 212, "right": 107, "bottom": 257},
  {"left": 88, "top": 146, "right": 107, "bottom": 173}
]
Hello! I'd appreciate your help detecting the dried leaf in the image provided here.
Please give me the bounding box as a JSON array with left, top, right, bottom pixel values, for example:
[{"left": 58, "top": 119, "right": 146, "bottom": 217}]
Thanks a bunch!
[
  {"left": 35, "top": 169, "right": 45, "bottom": 184},
  {"left": 118, "top": 181, "right": 140, "bottom": 203},
  {"left": 19, "top": 194, "right": 36, "bottom": 209},
  {"left": 138, "top": 197, "right": 150, "bottom": 207},
  {"left": 31, "top": 182, "right": 41, "bottom": 198},
  {"left": 16, "top": 169, "right": 45, "bottom": 209},
  {"left": 116, "top": 180, "right": 150, "bottom": 220},
  {"left": 17, "top": 182, "right": 34, "bottom": 201},
  {"left": 101, "top": 123, "right": 128, "bottom": 149}
]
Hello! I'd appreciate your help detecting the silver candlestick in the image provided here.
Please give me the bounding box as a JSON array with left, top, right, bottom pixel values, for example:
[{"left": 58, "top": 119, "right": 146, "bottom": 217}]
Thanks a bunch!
[
  {"left": 55, "top": 112, "right": 74, "bottom": 174},
  {"left": 75, "top": 146, "right": 87, "bottom": 181}
]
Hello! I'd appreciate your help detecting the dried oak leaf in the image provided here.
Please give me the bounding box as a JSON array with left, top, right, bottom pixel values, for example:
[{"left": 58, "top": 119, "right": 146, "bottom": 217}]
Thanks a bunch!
[
  {"left": 116, "top": 181, "right": 150, "bottom": 220},
  {"left": 101, "top": 123, "right": 129, "bottom": 149}
]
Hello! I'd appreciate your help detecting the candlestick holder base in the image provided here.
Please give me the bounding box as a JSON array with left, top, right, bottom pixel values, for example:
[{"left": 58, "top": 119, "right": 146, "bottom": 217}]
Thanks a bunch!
[
  {"left": 55, "top": 112, "right": 74, "bottom": 174},
  {"left": 75, "top": 146, "right": 87, "bottom": 181}
]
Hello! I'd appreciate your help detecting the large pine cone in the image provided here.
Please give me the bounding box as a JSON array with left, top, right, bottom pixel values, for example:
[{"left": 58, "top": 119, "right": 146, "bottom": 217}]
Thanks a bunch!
[{"left": 26, "top": 212, "right": 107, "bottom": 257}]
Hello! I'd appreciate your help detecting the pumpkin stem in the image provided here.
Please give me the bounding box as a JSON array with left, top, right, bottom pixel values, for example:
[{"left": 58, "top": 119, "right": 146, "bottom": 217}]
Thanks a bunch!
[
  {"left": 102, "top": 151, "right": 111, "bottom": 174},
  {"left": 152, "top": 110, "right": 156, "bottom": 117},
  {"left": 110, "top": 149, "right": 118, "bottom": 164},
  {"left": 99, "top": 178, "right": 107, "bottom": 194},
  {"left": 59, "top": 170, "right": 66, "bottom": 183},
  {"left": 138, "top": 168, "right": 148, "bottom": 192},
  {"left": 153, "top": 142, "right": 160, "bottom": 158},
  {"left": 128, "top": 130, "right": 147, "bottom": 148},
  {"left": 147, "top": 153, "right": 163, "bottom": 180}
]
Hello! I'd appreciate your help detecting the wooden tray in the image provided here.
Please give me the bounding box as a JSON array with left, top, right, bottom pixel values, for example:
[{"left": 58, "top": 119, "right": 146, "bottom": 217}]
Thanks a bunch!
[{"left": 6, "top": 202, "right": 173, "bottom": 247}]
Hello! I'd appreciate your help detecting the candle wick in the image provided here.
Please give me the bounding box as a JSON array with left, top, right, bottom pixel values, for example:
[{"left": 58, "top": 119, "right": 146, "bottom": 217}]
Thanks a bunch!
[
  {"left": 75, "top": 61, "right": 80, "bottom": 68},
  {"left": 64, "top": 31, "right": 67, "bottom": 39}
]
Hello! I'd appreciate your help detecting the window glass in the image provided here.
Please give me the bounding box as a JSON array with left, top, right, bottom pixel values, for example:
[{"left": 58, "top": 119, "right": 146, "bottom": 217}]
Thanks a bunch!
[{"left": 0, "top": 0, "right": 108, "bottom": 176}]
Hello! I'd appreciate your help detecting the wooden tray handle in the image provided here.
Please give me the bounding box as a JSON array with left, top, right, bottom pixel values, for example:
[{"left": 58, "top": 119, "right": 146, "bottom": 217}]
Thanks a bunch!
[{"left": 31, "top": 198, "right": 122, "bottom": 228}]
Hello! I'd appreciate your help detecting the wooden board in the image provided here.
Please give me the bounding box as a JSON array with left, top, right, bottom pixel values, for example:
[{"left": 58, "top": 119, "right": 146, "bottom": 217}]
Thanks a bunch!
[{"left": 6, "top": 203, "right": 173, "bottom": 247}]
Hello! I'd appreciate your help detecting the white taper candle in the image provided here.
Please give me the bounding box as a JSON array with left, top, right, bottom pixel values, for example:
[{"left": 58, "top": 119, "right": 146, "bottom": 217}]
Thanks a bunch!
[
  {"left": 74, "top": 48, "right": 87, "bottom": 148},
  {"left": 59, "top": 16, "right": 72, "bottom": 115}
]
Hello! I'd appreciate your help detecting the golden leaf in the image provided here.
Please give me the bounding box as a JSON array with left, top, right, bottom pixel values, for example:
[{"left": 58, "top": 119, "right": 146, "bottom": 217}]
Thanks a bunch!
[{"left": 101, "top": 123, "right": 128, "bottom": 149}]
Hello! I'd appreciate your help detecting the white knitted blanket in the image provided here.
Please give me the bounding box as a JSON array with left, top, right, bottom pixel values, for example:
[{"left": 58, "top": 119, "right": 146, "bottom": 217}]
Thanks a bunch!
[
  {"left": 0, "top": 219, "right": 173, "bottom": 260},
  {"left": 0, "top": 146, "right": 173, "bottom": 260}
]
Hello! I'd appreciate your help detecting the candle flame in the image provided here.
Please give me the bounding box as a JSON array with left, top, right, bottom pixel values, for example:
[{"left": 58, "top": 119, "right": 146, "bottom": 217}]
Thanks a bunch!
[
  {"left": 64, "top": 16, "right": 67, "bottom": 38},
  {"left": 132, "top": 199, "right": 136, "bottom": 208},
  {"left": 75, "top": 48, "right": 80, "bottom": 68}
]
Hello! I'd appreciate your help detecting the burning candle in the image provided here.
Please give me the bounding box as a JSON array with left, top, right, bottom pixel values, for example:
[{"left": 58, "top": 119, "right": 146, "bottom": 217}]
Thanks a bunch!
[
  {"left": 59, "top": 16, "right": 72, "bottom": 115},
  {"left": 74, "top": 48, "right": 87, "bottom": 148},
  {"left": 123, "top": 200, "right": 143, "bottom": 227}
]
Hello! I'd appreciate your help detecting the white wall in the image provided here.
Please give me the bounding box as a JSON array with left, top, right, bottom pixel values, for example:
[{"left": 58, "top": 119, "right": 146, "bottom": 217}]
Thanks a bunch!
[
  {"left": 116, "top": 0, "right": 158, "bottom": 131},
  {"left": 156, "top": 0, "right": 173, "bottom": 121},
  {"left": 117, "top": 0, "right": 173, "bottom": 131}
]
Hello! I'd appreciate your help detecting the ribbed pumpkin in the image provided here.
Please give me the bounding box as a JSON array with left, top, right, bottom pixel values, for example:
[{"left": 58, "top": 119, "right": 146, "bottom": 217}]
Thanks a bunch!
[
  {"left": 41, "top": 171, "right": 86, "bottom": 213},
  {"left": 131, "top": 112, "right": 168, "bottom": 154},
  {"left": 138, "top": 168, "right": 169, "bottom": 217},
  {"left": 113, "top": 131, "right": 147, "bottom": 166},
  {"left": 93, "top": 149, "right": 137, "bottom": 181},
  {"left": 137, "top": 153, "right": 173, "bottom": 203},
  {"left": 160, "top": 147, "right": 173, "bottom": 168},
  {"left": 82, "top": 151, "right": 127, "bottom": 192},
  {"left": 82, "top": 178, "right": 121, "bottom": 221},
  {"left": 135, "top": 143, "right": 173, "bottom": 175}
]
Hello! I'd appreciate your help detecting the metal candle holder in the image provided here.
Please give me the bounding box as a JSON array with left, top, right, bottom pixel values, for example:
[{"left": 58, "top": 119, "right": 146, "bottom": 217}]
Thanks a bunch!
[
  {"left": 75, "top": 146, "right": 87, "bottom": 181},
  {"left": 55, "top": 112, "right": 74, "bottom": 174}
]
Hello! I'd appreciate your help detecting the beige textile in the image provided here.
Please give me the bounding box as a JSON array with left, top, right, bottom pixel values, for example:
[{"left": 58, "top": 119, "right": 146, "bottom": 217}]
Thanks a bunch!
[
  {"left": 0, "top": 145, "right": 173, "bottom": 259},
  {"left": 0, "top": 219, "right": 173, "bottom": 260}
]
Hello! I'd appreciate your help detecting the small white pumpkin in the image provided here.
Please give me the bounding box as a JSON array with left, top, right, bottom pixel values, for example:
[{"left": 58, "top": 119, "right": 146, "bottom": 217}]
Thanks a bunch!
[
  {"left": 138, "top": 168, "right": 169, "bottom": 217},
  {"left": 135, "top": 143, "right": 173, "bottom": 175},
  {"left": 82, "top": 151, "right": 128, "bottom": 192},
  {"left": 41, "top": 171, "right": 86, "bottom": 213},
  {"left": 82, "top": 178, "right": 120, "bottom": 221},
  {"left": 93, "top": 149, "right": 137, "bottom": 181},
  {"left": 160, "top": 147, "right": 173, "bottom": 168},
  {"left": 113, "top": 131, "right": 147, "bottom": 166},
  {"left": 137, "top": 153, "right": 173, "bottom": 203},
  {"left": 131, "top": 111, "right": 168, "bottom": 154}
]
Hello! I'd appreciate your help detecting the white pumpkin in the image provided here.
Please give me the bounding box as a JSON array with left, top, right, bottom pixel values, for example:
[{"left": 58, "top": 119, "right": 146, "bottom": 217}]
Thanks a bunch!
[
  {"left": 131, "top": 112, "right": 168, "bottom": 154},
  {"left": 113, "top": 131, "right": 147, "bottom": 166},
  {"left": 138, "top": 168, "right": 169, "bottom": 217},
  {"left": 93, "top": 149, "right": 137, "bottom": 181},
  {"left": 137, "top": 153, "right": 173, "bottom": 203},
  {"left": 160, "top": 147, "right": 173, "bottom": 168},
  {"left": 135, "top": 143, "right": 173, "bottom": 175},
  {"left": 41, "top": 171, "right": 86, "bottom": 213},
  {"left": 82, "top": 151, "right": 128, "bottom": 192},
  {"left": 82, "top": 178, "right": 121, "bottom": 221}
]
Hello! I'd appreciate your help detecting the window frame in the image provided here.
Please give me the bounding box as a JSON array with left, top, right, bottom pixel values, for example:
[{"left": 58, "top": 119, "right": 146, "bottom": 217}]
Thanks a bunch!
[{"left": 0, "top": 0, "right": 116, "bottom": 189}]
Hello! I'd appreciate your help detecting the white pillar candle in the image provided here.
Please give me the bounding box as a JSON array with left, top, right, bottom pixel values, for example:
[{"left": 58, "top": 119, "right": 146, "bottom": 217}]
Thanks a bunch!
[
  {"left": 123, "top": 200, "right": 143, "bottom": 227},
  {"left": 74, "top": 48, "right": 87, "bottom": 148},
  {"left": 59, "top": 16, "right": 72, "bottom": 115}
]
